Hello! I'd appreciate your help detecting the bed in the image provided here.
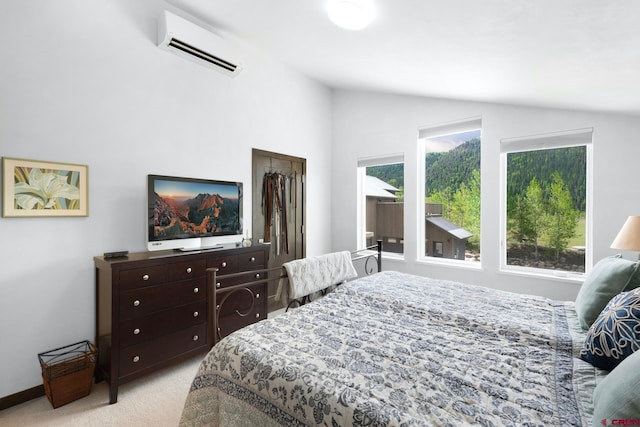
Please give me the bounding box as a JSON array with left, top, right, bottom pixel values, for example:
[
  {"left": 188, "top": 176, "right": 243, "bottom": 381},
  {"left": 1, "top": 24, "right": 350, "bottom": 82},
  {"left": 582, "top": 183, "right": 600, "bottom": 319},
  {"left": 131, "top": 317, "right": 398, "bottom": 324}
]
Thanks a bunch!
[{"left": 180, "top": 254, "right": 640, "bottom": 427}]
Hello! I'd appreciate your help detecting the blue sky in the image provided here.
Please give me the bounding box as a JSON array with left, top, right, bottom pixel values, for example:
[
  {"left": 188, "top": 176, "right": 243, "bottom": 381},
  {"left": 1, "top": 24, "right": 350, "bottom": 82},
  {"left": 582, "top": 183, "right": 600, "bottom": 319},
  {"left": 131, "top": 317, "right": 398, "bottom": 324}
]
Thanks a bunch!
[{"left": 423, "top": 129, "right": 481, "bottom": 153}]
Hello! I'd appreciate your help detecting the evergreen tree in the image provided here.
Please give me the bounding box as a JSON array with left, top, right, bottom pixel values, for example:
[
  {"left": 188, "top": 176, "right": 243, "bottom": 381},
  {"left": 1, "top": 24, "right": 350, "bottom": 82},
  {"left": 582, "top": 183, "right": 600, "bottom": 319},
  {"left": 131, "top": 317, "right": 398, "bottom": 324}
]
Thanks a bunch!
[
  {"left": 509, "top": 196, "right": 528, "bottom": 246},
  {"left": 457, "top": 169, "right": 480, "bottom": 249}
]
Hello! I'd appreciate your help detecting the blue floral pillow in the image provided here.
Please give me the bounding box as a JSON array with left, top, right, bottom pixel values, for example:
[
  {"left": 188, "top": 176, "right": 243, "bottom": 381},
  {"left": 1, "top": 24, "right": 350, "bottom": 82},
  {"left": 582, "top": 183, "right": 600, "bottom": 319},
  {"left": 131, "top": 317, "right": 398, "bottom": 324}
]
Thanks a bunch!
[{"left": 581, "top": 287, "right": 640, "bottom": 371}]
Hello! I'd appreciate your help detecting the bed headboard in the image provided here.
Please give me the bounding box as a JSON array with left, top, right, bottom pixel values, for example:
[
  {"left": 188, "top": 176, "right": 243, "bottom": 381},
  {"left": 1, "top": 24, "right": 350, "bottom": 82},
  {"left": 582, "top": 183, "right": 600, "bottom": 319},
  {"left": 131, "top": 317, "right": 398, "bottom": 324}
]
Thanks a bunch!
[
  {"left": 351, "top": 239, "right": 383, "bottom": 275},
  {"left": 207, "top": 240, "right": 383, "bottom": 345}
]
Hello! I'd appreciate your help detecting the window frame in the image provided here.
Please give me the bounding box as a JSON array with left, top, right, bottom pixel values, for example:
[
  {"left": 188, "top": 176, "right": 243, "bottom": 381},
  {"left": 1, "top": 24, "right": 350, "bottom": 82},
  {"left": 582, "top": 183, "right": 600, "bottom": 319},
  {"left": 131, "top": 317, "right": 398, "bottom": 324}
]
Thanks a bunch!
[{"left": 499, "top": 127, "right": 593, "bottom": 280}]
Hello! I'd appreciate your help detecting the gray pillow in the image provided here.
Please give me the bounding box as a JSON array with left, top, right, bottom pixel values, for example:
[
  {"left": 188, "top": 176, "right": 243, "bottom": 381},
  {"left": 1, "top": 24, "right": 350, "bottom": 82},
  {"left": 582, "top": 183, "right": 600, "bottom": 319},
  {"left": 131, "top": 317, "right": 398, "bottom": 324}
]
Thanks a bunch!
[
  {"left": 592, "top": 349, "right": 640, "bottom": 426},
  {"left": 624, "top": 263, "right": 640, "bottom": 291},
  {"left": 575, "top": 255, "right": 640, "bottom": 330}
]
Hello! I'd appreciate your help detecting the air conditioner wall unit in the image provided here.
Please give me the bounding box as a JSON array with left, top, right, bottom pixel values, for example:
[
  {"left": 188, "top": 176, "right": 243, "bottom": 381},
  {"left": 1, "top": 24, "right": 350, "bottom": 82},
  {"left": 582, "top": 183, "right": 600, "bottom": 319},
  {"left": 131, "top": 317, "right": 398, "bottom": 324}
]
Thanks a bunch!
[{"left": 157, "top": 10, "right": 242, "bottom": 77}]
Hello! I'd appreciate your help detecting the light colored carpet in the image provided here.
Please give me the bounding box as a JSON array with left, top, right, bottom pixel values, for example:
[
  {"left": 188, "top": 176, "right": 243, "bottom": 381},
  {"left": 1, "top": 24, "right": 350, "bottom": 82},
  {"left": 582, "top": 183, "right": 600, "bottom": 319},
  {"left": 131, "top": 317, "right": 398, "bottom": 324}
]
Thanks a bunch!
[
  {"left": 1, "top": 310, "right": 287, "bottom": 427},
  {"left": 0, "top": 355, "right": 203, "bottom": 427}
]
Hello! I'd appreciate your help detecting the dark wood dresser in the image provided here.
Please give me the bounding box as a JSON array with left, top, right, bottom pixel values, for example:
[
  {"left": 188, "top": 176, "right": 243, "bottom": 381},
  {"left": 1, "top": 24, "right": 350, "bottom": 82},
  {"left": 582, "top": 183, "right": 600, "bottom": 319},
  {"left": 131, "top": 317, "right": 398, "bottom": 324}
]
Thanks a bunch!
[{"left": 94, "top": 245, "right": 268, "bottom": 404}]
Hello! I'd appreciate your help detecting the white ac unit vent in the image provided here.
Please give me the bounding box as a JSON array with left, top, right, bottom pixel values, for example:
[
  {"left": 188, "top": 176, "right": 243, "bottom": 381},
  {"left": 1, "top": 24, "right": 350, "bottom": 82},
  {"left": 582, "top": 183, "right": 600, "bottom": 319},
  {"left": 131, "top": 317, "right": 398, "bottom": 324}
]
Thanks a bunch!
[{"left": 157, "top": 10, "right": 242, "bottom": 77}]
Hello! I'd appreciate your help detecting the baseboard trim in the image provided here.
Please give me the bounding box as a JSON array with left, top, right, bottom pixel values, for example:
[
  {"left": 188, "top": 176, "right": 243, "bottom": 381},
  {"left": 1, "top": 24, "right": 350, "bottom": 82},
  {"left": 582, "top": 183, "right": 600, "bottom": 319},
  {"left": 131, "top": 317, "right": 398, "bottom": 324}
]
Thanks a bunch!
[{"left": 0, "top": 385, "right": 44, "bottom": 411}]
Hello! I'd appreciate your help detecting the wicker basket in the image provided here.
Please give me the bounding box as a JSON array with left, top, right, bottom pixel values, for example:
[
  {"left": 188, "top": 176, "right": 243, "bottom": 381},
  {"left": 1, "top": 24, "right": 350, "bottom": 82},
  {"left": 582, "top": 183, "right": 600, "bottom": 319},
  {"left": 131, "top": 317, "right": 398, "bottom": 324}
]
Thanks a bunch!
[{"left": 38, "top": 340, "right": 97, "bottom": 409}]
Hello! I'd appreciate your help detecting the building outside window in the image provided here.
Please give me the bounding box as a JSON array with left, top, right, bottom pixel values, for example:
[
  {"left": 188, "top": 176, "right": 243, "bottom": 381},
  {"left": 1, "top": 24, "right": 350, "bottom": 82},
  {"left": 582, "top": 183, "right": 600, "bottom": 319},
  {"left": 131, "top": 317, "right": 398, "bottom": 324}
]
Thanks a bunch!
[
  {"left": 419, "top": 118, "right": 481, "bottom": 264},
  {"left": 501, "top": 128, "right": 592, "bottom": 275}
]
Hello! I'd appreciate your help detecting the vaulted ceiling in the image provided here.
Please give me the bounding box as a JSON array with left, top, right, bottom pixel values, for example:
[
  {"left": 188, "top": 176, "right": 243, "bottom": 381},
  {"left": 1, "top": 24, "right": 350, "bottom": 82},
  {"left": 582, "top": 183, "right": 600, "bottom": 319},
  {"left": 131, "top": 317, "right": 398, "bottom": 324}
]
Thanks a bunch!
[{"left": 168, "top": 0, "right": 640, "bottom": 115}]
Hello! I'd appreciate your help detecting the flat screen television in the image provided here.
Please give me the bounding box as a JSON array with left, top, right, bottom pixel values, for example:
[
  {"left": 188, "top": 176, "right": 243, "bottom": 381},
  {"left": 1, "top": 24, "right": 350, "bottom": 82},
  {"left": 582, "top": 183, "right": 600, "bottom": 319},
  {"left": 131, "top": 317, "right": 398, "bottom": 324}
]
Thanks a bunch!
[{"left": 147, "top": 174, "right": 243, "bottom": 251}]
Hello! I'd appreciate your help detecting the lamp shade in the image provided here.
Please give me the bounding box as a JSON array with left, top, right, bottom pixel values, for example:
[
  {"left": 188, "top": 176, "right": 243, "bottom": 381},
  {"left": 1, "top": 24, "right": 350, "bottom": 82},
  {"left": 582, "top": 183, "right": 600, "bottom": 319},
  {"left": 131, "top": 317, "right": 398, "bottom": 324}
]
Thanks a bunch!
[{"left": 611, "top": 216, "right": 640, "bottom": 251}]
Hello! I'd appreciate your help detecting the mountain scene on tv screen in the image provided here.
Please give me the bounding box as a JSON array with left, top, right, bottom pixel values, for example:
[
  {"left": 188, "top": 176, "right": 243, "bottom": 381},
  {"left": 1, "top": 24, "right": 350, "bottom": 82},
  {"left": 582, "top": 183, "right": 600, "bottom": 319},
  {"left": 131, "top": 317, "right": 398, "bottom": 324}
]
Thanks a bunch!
[{"left": 153, "top": 192, "right": 239, "bottom": 238}]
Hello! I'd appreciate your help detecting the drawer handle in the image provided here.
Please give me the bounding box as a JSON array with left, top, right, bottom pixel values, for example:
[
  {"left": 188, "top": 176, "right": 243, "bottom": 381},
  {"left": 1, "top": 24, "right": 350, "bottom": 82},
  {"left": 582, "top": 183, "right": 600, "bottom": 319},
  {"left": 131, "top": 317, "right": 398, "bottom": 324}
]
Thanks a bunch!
[
  {"left": 256, "top": 293, "right": 260, "bottom": 299},
  {"left": 192, "top": 335, "right": 199, "bottom": 341},
  {"left": 133, "top": 328, "right": 140, "bottom": 335},
  {"left": 250, "top": 257, "right": 256, "bottom": 262},
  {"left": 255, "top": 273, "right": 261, "bottom": 279},
  {"left": 216, "top": 304, "right": 220, "bottom": 310},
  {"left": 216, "top": 282, "right": 221, "bottom": 289},
  {"left": 255, "top": 313, "right": 260, "bottom": 319},
  {"left": 186, "top": 267, "right": 192, "bottom": 274},
  {"left": 142, "top": 274, "right": 149, "bottom": 281},
  {"left": 133, "top": 356, "right": 140, "bottom": 363},
  {"left": 221, "top": 261, "right": 227, "bottom": 268},
  {"left": 193, "top": 311, "right": 199, "bottom": 317},
  {"left": 133, "top": 300, "right": 140, "bottom": 307},
  {"left": 193, "top": 287, "right": 199, "bottom": 294}
]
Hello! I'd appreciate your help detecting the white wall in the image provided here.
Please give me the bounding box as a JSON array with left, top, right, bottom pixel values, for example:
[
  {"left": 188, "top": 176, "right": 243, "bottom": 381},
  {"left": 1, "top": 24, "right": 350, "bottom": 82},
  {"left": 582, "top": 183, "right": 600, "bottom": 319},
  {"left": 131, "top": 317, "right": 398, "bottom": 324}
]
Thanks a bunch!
[
  {"left": 0, "top": 0, "right": 332, "bottom": 398},
  {"left": 331, "top": 90, "right": 640, "bottom": 300}
]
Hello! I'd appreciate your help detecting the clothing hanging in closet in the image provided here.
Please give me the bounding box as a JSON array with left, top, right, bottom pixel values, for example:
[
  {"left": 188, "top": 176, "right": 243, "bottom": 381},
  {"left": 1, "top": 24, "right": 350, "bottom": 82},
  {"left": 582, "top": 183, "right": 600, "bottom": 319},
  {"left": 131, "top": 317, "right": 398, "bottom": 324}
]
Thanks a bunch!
[{"left": 262, "top": 172, "right": 293, "bottom": 256}]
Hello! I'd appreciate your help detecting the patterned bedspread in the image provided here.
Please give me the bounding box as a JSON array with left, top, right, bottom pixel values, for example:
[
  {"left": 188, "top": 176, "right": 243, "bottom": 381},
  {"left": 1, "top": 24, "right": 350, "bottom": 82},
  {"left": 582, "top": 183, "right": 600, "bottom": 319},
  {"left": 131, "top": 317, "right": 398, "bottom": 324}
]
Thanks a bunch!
[{"left": 180, "top": 271, "right": 598, "bottom": 426}]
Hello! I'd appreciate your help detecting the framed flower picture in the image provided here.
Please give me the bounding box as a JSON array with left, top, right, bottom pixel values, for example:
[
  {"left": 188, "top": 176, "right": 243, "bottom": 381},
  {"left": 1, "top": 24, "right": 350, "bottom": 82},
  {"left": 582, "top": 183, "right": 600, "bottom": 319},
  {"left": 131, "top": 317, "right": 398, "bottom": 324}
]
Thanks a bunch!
[{"left": 2, "top": 157, "right": 89, "bottom": 217}]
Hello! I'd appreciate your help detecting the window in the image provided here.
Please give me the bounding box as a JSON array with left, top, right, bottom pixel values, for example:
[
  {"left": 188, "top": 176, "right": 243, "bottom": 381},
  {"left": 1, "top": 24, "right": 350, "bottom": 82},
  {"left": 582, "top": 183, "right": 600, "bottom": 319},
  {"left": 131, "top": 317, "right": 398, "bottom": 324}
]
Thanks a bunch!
[
  {"left": 419, "top": 118, "right": 481, "bottom": 264},
  {"left": 357, "top": 155, "right": 404, "bottom": 255},
  {"left": 433, "top": 242, "right": 444, "bottom": 257},
  {"left": 501, "top": 128, "right": 592, "bottom": 276}
]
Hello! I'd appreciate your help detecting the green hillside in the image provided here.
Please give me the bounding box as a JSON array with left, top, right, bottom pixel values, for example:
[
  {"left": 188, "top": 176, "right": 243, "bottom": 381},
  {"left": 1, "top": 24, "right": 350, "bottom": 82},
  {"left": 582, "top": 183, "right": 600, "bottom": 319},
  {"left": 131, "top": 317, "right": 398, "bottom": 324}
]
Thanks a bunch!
[
  {"left": 506, "top": 146, "right": 586, "bottom": 211},
  {"left": 366, "top": 163, "right": 404, "bottom": 188},
  {"left": 425, "top": 138, "right": 480, "bottom": 195},
  {"left": 369, "top": 139, "right": 585, "bottom": 212}
]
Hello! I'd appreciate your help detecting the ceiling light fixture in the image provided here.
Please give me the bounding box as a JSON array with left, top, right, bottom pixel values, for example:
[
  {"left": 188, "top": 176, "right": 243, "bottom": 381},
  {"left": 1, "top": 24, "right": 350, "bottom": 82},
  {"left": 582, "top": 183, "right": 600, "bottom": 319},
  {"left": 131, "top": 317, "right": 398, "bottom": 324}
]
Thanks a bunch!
[{"left": 327, "top": 0, "right": 375, "bottom": 31}]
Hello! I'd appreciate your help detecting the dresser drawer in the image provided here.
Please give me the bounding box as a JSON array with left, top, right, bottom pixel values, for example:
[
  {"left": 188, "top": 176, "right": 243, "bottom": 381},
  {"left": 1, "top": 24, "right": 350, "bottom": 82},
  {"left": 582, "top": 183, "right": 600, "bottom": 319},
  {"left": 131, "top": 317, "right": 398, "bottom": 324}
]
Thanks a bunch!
[
  {"left": 216, "top": 284, "right": 266, "bottom": 339},
  {"left": 119, "top": 323, "right": 207, "bottom": 377},
  {"left": 119, "top": 277, "right": 205, "bottom": 320},
  {"left": 206, "top": 255, "right": 239, "bottom": 274},
  {"left": 238, "top": 250, "right": 265, "bottom": 270},
  {"left": 119, "top": 265, "right": 169, "bottom": 290},
  {"left": 216, "top": 283, "right": 264, "bottom": 316},
  {"left": 168, "top": 259, "right": 206, "bottom": 281},
  {"left": 119, "top": 300, "right": 206, "bottom": 348},
  {"left": 214, "top": 270, "right": 265, "bottom": 289},
  {"left": 217, "top": 285, "right": 266, "bottom": 339}
]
